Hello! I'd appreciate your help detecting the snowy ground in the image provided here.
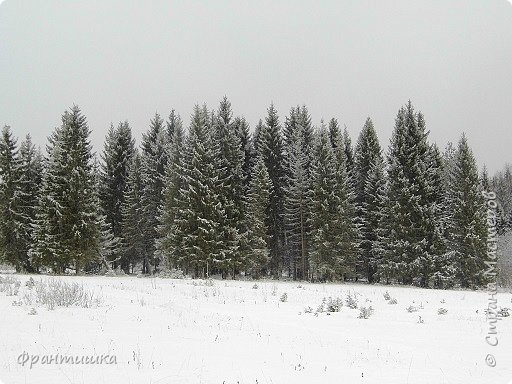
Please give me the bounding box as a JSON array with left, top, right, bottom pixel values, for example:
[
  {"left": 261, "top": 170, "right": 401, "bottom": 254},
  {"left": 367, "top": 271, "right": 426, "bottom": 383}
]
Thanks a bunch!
[{"left": 0, "top": 274, "right": 511, "bottom": 384}]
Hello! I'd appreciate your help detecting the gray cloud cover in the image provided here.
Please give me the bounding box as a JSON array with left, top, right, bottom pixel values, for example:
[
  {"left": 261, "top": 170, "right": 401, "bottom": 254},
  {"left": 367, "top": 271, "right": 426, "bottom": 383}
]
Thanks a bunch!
[{"left": 0, "top": 0, "right": 511, "bottom": 172}]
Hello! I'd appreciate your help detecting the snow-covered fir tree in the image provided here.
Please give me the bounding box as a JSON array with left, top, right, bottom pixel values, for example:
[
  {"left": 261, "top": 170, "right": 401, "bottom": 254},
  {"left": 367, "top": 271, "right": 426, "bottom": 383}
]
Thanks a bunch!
[
  {"left": 282, "top": 106, "right": 314, "bottom": 278},
  {"left": 491, "top": 164, "right": 512, "bottom": 233},
  {"left": 343, "top": 127, "right": 355, "bottom": 181},
  {"left": 327, "top": 118, "right": 342, "bottom": 150},
  {"left": 0, "top": 126, "right": 24, "bottom": 271},
  {"left": 31, "top": 106, "right": 100, "bottom": 273},
  {"left": 155, "top": 112, "right": 185, "bottom": 269},
  {"left": 232, "top": 116, "right": 254, "bottom": 187},
  {"left": 283, "top": 123, "right": 313, "bottom": 279},
  {"left": 212, "top": 97, "right": 246, "bottom": 276},
  {"left": 257, "top": 104, "right": 286, "bottom": 277},
  {"left": 310, "top": 125, "right": 358, "bottom": 281},
  {"left": 480, "top": 165, "right": 490, "bottom": 191},
  {"left": 166, "top": 109, "right": 182, "bottom": 143},
  {"left": 362, "top": 155, "right": 387, "bottom": 282},
  {"left": 381, "top": 102, "right": 441, "bottom": 286},
  {"left": 171, "top": 105, "right": 226, "bottom": 277},
  {"left": 424, "top": 141, "right": 453, "bottom": 288},
  {"left": 92, "top": 156, "right": 120, "bottom": 272},
  {"left": 446, "top": 134, "right": 488, "bottom": 288},
  {"left": 245, "top": 155, "right": 272, "bottom": 278},
  {"left": 253, "top": 119, "right": 265, "bottom": 155},
  {"left": 330, "top": 122, "right": 360, "bottom": 280},
  {"left": 354, "top": 118, "right": 385, "bottom": 282},
  {"left": 17, "top": 135, "right": 43, "bottom": 272},
  {"left": 140, "top": 113, "right": 169, "bottom": 273},
  {"left": 99, "top": 121, "right": 135, "bottom": 271},
  {"left": 120, "top": 151, "right": 146, "bottom": 273}
]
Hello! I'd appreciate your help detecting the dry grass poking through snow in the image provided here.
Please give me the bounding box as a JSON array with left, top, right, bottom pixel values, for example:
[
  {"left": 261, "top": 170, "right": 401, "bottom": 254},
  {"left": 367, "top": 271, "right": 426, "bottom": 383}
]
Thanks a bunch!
[{"left": 21, "top": 277, "right": 102, "bottom": 310}]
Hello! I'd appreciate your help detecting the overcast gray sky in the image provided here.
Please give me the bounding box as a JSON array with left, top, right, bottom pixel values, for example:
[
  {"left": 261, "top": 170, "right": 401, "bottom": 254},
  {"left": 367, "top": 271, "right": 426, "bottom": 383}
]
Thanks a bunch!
[{"left": 1, "top": 0, "right": 511, "bottom": 173}]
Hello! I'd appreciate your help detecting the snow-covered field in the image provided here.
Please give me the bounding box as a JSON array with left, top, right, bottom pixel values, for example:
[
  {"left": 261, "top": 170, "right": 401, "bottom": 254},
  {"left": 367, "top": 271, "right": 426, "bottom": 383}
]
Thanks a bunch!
[{"left": 0, "top": 274, "right": 511, "bottom": 384}]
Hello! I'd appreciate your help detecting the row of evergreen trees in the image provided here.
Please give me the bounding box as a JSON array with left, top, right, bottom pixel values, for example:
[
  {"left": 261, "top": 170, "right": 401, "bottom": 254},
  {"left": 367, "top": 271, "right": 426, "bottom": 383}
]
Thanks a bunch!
[{"left": 0, "top": 99, "right": 494, "bottom": 287}]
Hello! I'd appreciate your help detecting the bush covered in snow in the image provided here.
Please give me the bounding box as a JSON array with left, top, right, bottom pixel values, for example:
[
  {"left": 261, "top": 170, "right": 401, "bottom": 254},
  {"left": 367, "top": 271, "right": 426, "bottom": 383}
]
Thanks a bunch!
[
  {"left": 23, "top": 278, "right": 102, "bottom": 310},
  {"left": 156, "top": 268, "right": 186, "bottom": 279},
  {"left": 437, "top": 307, "right": 448, "bottom": 315},
  {"left": 358, "top": 306, "right": 374, "bottom": 319},
  {"left": 0, "top": 276, "right": 21, "bottom": 296},
  {"left": 345, "top": 292, "right": 358, "bottom": 309}
]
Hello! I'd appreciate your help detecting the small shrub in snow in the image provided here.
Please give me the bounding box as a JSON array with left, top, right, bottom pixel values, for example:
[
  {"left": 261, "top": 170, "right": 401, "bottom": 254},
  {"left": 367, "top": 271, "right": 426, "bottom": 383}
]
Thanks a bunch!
[
  {"left": 388, "top": 298, "right": 398, "bottom": 305},
  {"left": 25, "top": 278, "right": 101, "bottom": 310},
  {"left": 156, "top": 268, "right": 185, "bottom": 279},
  {"left": 0, "top": 276, "right": 21, "bottom": 296},
  {"left": 12, "top": 300, "right": 23, "bottom": 306},
  {"left": 438, "top": 307, "right": 448, "bottom": 315},
  {"left": 192, "top": 279, "right": 215, "bottom": 287},
  {"left": 325, "top": 297, "right": 343, "bottom": 312},
  {"left": 345, "top": 293, "right": 358, "bottom": 309},
  {"left": 25, "top": 277, "right": 35, "bottom": 289},
  {"left": 271, "top": 285, "right": 278, "bottom": 296},
  {"left": 304, "top": 306, "right": 313, "bottom": 314},
  {"left": 6, "top": 283, "right": 19, "bottom": 296},
  {"left": 28, "top": 307, "right": 37, "bottom": 315},
  {"left": 316, "top": 299, "right": 326, "bottom": 314},
  {"left": 280, "top": 292, "right": 288, "bottom": 302},
  {"left": 252, "top": 283, "right": 259, "bottom": 289},
  {"left": 417, "top": 316, "right": 424, "bottom": 324},
  {"left": 407, "top": 305, "right": 419, "bottom": 313},
  {"left": 358, "top": 306, "right": 374, "bottom": 319},
  {"left": 383, "top": 291, "right": 391, "bottom": 301}
]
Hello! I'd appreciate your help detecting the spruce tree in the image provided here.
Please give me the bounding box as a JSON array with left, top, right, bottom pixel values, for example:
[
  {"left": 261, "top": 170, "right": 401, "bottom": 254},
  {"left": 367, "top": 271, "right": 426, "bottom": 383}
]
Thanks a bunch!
[
  {"left": 121, "top": 151, "right": 145, "bottom": 273},
  {"left": 172, "top": 105, "right": 225, "bottom": 277},
  {"left": 310, "top": 126, "right": 358, "bottom": 281},
  {"left": 361, "top": 156, "right": 387, "bottom": 282},
  {"left": 491, "top": 165, "right": 512, "bottom": 233},
  {"left": 140, "top": 113, "right": 169, "bottom": 273},
  {"left": 257, "top": 104, "right": 286, "bottom": 276},
  {"left": 343, "top": 127, "right": 355, "bottom": 180},
  {"left": 284, "top": 124, "right": 312, "bottom": 279},
  {"left": 0, "top": 126, "right": 24, "bottom": 270},
  {"left": 354, "top": 118, "right": 383, "bottom": 282},
  {"left": 253, "top": 119, "right": 265, "bottom": 155},
  {"left": 156, "top": 112, "right": 186, "bottom": 269},
  {"left": 381, "top": 102, "right": 439, "bottom": 286},
  {"left": 330, "top": 123, "right": 360, "bottom": 280},
  {"left": 233, "top": 116, "right": 254, "bottom": 186},
  {"left": 328, "top": 118, "right": 342, "bottom": 150},
  {"left": 166, "top": 109, "right": 182, "bottom": 143},
  {"left": 424, "top": 142, "right": 453, "bottom": 288},
  {"left": 283, "top": 106, "right": 314, "bottom": 278},
  {"left": 31, "top": 106, "right": 100, "bottom": 273},
  {"left": 212, "top": 97, "right": 245, "bottom": 276},
  {"left": 480, "top": 166, "right": 490, "bottom": 191},
  {"left": 17, "top": 135, "right": 43, "bottom": 271},
  {"left": 99, "top": 121, "right": 135, "bottom": 271},
  {"left": 245, "top": 155, "right": 272, "bottom": 277},
  {"left": 446, "top": 134, "right": 488, "bottom": 288}
]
